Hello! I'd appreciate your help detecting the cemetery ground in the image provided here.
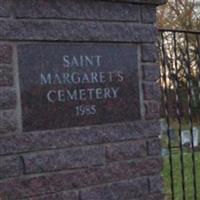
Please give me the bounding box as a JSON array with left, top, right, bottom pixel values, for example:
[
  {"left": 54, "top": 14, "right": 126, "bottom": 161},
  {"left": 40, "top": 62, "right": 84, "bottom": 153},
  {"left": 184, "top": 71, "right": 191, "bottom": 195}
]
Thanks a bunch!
[
  {"left": 163, "top": 151, "right": 200, "bottom": 200},
  {"left": 161, "top": 119, "right": 200, "bottom": 200}
]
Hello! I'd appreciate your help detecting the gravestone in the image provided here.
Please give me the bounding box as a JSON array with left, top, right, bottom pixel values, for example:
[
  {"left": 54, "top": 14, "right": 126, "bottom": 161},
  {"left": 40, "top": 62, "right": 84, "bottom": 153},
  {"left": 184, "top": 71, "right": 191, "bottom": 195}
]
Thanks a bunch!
[
  {"left": 181, "top": 128, "right": 199, "bottom": 147},
  {"left": 160, "top": 118, "right": 167, "bottom": 135},
  {"left": 181, "top": 130, "right": 191, "bottom": 146},
  {"left": 169, "top": 128, "right": 176, "bottom": 140},
  {"left": 0, "top": 0, "right": 166, "bottom": 199},
  {"left": 161, "top": 148, "right": 169, "bottom": 157},
  {"left": 193, "top": 127, "right": 199, "bottom": 147}
]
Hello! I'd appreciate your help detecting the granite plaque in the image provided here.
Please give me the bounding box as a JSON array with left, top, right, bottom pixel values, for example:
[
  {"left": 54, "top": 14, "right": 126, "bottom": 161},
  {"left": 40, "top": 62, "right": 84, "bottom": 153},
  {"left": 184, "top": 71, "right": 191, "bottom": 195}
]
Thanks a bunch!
[{"left": 18, "top": 44, "right": 140, "bottom": 131}]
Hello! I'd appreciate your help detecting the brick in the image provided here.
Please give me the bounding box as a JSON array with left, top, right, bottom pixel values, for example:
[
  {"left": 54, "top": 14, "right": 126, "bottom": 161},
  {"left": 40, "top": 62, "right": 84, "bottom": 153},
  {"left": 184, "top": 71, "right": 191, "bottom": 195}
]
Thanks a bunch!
[
  {"left": 143, "top": 83, "right": 161, "bottom": 100},
  {"left": 82, "top": 192, "right": 164, "bottom": 200},
  {"left": 82, "top": 193, "right": 164, "bottom": 200},
  {"left": 131, "top": 193, "right": 164, "bottom": 200},
  {"left": 0, "top": 44, "right": 12, "bottom": 64},
  {"left": 0, "top": 87, "right": 16, "bottom": 109},
  {"left": 125, "top": 0, "right": 166, "bottom": 4},
  {"left": 149, "top": 175, "right": 164, "bottom": 193},
  {"left": 0, "top": 65, "right": 13, "bottom": 86},
  {"left": 25, "top": 190, "right": 78, "bottom": 200},
  {"left": 81, "top": 178, "right": 148, "bottom": 200},
  {"left": 144, "top": 101, "right": 160, "bottom": 119},
  {"left": 26, "top": 192, "right": 161, "bottom": 200},
  {"left": 142, "top": 44, "right": 158, "bottom": 62},
  {"left": 15, "top": 0, "right": 140, "bottom": 22},
  {"left": 148, "top": 138, "right": 161, "bottom": 156},
  {"left": 0, "top": 171, "right": 84, "bottom": 199},
  {"left": 23, "top": 146, "right": 105, "bottom": 174},
  {"left": 0, "top": 0, "right": 11, "bottom": 17},
  {"left": 141, "top": 5, "right": 156, "bottom": 23},
  {"left": 147, "top": 193, "right": 164, "bottom": 200},
  {"left": 143, "top": 64, "right": 160, "bottom": 81},
  {"left": 0, "top": 155, "right": 23, "bottom": 179},
  {"left": 0, "top": 158, "right": 162, "bottom": 199},
  {"left": 104, "top": 157, "right": 163, "bottom": 179},
  {"left": 106, "top": 140, "right": 146, "bottom": 162},
  {"left": 0, "top": 120, "right": 160, "bottom": 155},
  {"left": 0, "top": 109, "right": 17, "bottom": 134},
  {"left": 0, "top": 20, "right": 156, "bottom": 42}
]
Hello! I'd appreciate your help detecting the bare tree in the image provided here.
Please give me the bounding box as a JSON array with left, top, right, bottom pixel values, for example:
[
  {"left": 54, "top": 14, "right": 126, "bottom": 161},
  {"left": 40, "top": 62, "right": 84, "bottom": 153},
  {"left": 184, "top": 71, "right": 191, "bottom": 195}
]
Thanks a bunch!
[
  {"left": 157, "top": 0, "right": 200, "bottom": 119},
  {"left": 157, "top": 0, "right": 200, "bottom": 30}
]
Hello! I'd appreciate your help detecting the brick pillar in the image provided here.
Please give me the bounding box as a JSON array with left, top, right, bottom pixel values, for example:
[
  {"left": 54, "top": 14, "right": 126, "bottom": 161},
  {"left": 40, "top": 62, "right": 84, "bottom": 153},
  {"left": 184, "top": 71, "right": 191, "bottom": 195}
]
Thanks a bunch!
[{"left": 0, "top": 0, "right": 166, "bottom": 199}]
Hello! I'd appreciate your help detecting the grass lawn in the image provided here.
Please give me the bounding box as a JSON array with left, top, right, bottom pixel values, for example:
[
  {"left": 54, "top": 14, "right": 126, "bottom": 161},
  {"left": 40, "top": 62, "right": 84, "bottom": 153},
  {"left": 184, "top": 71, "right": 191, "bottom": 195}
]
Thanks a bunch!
[
  {"left": 162, "top": 151, "right": 200, "bottom": 200},
  {"left": 160, "top": 118, "right": 200, "bottom": 199}
]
